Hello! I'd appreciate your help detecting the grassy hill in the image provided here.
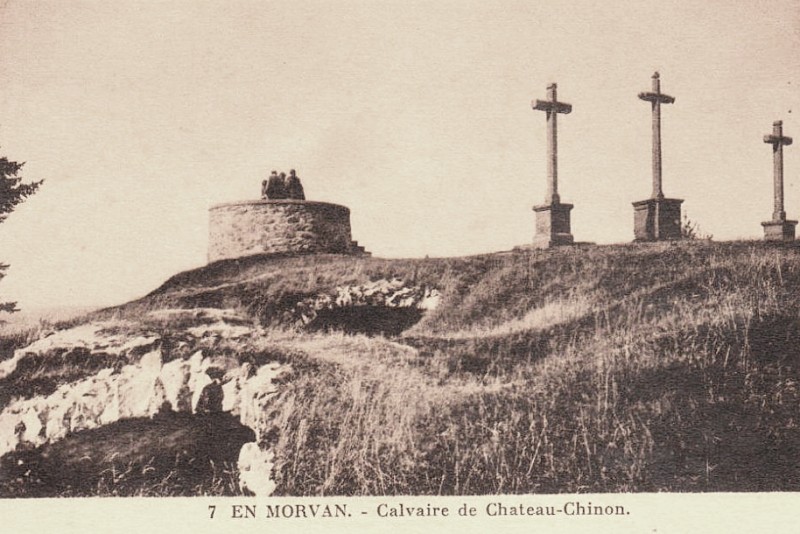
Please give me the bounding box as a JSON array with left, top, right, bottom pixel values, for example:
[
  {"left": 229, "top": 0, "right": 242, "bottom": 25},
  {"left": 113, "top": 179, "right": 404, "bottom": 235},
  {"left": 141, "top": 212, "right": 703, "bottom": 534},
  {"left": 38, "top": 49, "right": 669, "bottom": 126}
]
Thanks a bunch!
[{"left": 3, "top": 240, "right": 800, "bottom": 495}]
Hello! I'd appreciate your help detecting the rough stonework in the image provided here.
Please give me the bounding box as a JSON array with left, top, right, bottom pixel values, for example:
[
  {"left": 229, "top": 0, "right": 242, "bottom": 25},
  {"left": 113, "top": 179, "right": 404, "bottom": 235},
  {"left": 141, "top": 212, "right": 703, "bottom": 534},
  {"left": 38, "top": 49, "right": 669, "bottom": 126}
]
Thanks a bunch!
[{"left": 208, "top": 200, "right": 367, "bottom": 262}]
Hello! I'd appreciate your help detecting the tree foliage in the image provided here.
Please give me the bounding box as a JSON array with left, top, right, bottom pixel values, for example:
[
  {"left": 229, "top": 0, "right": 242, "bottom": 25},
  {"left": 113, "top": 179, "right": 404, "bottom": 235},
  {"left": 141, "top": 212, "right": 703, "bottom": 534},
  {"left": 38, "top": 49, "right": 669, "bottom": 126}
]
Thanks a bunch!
[{"left": 1, "top": 154, "right": 43, "bottom": 313}]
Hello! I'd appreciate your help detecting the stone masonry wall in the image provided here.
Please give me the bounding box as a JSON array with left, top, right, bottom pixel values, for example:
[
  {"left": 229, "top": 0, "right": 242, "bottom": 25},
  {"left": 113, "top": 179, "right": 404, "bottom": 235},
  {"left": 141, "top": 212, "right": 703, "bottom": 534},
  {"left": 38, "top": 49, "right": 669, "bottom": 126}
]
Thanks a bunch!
[{"left": 208, "top": 200, "right": 355, "bottom": 262}]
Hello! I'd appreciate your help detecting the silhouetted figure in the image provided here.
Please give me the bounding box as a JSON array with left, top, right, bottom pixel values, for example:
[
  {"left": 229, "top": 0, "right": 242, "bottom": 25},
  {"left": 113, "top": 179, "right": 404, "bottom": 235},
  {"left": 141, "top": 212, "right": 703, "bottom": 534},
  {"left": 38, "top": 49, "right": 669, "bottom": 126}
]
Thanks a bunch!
[
  {"left": 196, "top": 367, "right": 225, "bottom": 413},
  {"left": 261, "top": 179, "right": 268, "bottom": 199},
  {"left": 265, "top": 170, "right": 286, "bottom": 199},
  {"left": 285, "top": 169, "right": 305, "bottom": 200}
]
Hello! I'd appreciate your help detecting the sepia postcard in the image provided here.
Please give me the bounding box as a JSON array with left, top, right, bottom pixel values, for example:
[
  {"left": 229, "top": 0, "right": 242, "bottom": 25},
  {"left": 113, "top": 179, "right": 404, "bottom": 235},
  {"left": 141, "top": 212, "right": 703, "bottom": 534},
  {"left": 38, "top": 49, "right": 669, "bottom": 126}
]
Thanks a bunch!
[{"left": 1, "top": 1, "right": 799, "bottom": 532}]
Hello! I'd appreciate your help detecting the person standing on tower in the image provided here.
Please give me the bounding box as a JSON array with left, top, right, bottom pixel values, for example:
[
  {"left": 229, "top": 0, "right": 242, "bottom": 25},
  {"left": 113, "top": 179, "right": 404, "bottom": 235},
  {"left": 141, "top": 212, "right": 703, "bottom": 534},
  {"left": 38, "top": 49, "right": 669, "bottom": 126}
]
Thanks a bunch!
[
  {"left": 285, "top": 169, "right": 305, "bottom": 200},
  {"left": 265, "top": 170, "right": 285, "bottom": 199}
]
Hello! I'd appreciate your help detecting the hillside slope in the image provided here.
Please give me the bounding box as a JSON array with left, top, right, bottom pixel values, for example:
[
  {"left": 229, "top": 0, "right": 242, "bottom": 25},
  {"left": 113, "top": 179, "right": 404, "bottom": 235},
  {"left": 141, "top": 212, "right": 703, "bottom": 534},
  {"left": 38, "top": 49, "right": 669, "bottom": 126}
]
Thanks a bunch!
[{"left": 2, "top": 241, "right": 800, "bottom": 495}]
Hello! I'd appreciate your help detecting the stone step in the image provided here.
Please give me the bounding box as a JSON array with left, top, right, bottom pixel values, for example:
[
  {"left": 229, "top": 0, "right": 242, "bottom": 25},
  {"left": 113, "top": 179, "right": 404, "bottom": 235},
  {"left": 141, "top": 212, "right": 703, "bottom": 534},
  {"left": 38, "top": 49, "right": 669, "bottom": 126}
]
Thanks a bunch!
[{"left": 350, "top": 241, "right": 371, "bottom": 256}]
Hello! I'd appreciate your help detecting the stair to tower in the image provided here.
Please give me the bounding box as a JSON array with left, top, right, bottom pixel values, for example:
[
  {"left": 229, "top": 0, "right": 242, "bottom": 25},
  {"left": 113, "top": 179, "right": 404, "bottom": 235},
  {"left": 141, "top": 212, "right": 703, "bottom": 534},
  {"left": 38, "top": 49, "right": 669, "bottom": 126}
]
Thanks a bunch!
[{"left": 350, "top": 240, "right": 370, "bottom": 256}]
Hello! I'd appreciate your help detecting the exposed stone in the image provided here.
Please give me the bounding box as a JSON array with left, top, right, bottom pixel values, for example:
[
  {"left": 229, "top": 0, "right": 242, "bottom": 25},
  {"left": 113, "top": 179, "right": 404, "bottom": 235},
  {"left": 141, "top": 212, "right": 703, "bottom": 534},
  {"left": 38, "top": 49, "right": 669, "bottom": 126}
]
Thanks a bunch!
[
  {"left": 148, "top": 307, "right": 251, "bottom": 325},
  {"left": 238, "top": 442, "right": 277, "bottom": 496},
  {"left": 0, "top": 322, "right": 159, "bottom": 381},
  {"left": 19, "top": 406, "right": 43, "bottom": 443},
  {"left": 159, "top": 356, "right": 192, "bottom": 412},
  {"left": 186, "top": 322, "right": 254, "bottom": 339},
  {"left": 0, "top": 310, "right": 289, "bottom": 496},
  {"left": 116, "top": 349, "right": 163, "bottom": 419},
  {"left": 291, "top": 278, "right": 441, "bottom": 327},
  {"left": 238, "top": 363, "right": 283, "bottom": 432}
]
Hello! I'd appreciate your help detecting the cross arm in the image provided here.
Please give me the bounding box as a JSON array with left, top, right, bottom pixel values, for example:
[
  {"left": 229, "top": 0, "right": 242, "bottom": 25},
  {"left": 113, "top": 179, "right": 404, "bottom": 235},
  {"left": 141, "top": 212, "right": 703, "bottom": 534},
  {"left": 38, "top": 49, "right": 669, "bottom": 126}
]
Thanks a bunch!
[
  {"left": 532, "top": 99, "right": 572, "bottom": 114},
  {"left": 638, "top": 92, "right": 675, "bottom": 104},
  {"left": 764, "top": 134, "right": 793, "bottom": 146}
]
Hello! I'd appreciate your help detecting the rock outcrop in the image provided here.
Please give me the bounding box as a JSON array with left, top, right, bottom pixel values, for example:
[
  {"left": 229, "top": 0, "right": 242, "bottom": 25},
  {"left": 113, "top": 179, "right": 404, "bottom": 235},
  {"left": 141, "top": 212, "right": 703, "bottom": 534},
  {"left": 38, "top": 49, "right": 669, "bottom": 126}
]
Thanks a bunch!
[
  {"left": 0, "top": 308, "right": 286, "bottom": 496},
  {"left": 291, "top": 278, "right": 441, "bottom": 335}
]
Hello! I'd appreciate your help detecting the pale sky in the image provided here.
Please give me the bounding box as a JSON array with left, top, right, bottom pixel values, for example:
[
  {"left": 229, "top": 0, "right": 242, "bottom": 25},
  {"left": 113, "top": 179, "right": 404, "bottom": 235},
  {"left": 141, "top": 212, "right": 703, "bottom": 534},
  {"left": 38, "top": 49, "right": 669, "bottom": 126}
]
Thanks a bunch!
[{"left": 0, "top": 0, "right": 798, "bottom": 308}]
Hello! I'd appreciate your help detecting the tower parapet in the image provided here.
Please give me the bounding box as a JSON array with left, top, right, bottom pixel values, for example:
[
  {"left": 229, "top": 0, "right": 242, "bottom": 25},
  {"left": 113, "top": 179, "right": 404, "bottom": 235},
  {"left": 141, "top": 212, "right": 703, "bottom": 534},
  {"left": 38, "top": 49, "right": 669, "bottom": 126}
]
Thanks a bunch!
[{"left": 208, "top": 199, "right": 368, "bottom": 263}]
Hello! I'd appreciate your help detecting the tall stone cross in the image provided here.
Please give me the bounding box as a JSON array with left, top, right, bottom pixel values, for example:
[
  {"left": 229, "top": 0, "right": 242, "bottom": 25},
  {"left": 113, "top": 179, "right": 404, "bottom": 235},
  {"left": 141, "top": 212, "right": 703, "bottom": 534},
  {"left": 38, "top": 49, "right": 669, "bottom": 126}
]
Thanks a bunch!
[
  {"left": 638, "top": 72, "right": 675, "bottom": 200},
  {"left": 632, "top": 72, "right": 682, "bottom": 241},
  {"left": 764, "top": 120, "right": 793, "bottom": 221},
  {"left": 532, "top": 83, "right": 572, "bottom": 204},
  {"left": 530, "top": 83, "right": 575, "bottom": 248},
  {"left": 761, "top": 120, "right": 796, "bottom": 241}
]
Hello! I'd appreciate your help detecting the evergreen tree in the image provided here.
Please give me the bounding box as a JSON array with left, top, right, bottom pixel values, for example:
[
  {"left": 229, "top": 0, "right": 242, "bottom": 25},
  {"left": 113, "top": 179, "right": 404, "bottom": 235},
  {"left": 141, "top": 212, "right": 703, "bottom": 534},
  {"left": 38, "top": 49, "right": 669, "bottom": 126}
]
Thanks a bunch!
[{"left": 1, "top": 154, "right": 43, "bottom": 313}]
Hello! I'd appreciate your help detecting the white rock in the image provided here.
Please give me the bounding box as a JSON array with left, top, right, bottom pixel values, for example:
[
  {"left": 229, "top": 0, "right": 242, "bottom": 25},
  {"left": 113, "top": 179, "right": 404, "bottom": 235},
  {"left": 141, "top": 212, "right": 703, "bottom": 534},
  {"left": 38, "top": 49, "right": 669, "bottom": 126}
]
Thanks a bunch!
[
  {"left": 0, "top": 352, "right": 25, "bottom": 381},
  {"left": 0, "top": 321, "right": 158, "bottom": 381},
  {"left": 419, "top": 290, "right": 441, "bottom": 310},
  {"left": 221, "top": 379, "right": 240, "bottom": 413},
  {"left": 45, "top": 403, "right": 70, "bottom": 442},
  {"left": 148, "top": 377, "right": 169, "bottom": 414},
  {"left": 0, "top": 412, "right": 19, "bottom": 453},
  {"left": 99, "top": 388, "right": 120, "bottom": 425},
  {"left": 159, "top": 358, "right": 190, "bottom": 412},
  {"left": 116, "top": 349, "right": 163, "bottom": 418},
  {"left": 238, "top": 363, "right": 284, "bottom": 431},
  {"left": 237, "top": 442, "right": 276, "bottom": 496},
  {"left": 19, "top": 405, "right": 42, "bottom": 443},
  {"left": 148, "top": 307, "right": 248, "bottom": 324},
  {"left": 0, "top": 313, "right": 292, "bottom": 482},
  {"left": 186, "top": 323, "right": 253, "bottom": 339}
]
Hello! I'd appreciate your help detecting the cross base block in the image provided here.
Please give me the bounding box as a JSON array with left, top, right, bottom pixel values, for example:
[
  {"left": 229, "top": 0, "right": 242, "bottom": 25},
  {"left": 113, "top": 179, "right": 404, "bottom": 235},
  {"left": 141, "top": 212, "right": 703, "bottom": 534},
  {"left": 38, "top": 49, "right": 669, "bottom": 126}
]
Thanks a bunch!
[
  {"left": 532, "top": 202, "right": 574, "bottom": 248},
  {"left": 632, "top": 198, "right": 683, "bottom": 241},
  {"left": 761, "top": 219, "right": 797, "bottom": 241}
]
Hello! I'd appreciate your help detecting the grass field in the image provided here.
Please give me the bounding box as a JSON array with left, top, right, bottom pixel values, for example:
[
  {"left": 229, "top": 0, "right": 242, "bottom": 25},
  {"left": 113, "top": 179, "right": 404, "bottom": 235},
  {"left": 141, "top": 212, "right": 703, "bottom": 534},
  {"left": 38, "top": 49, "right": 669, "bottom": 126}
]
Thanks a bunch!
[{"left": 2, "top": 240, "right": 800, "bottom": 495}]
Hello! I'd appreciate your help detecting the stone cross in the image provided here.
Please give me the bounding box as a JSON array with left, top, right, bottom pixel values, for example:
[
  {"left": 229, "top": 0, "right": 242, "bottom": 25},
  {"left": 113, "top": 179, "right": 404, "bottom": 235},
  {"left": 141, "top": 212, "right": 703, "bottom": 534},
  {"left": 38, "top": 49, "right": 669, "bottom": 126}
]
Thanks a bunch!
[
  {"left": 532, "top": 83, "right": 572, "bottom": 204},
  {"left": 638, "top": 72, "right": 675, "bottom": 200},
  {"left": 764, "top": 120, "right": 793, "bottom": 221}
]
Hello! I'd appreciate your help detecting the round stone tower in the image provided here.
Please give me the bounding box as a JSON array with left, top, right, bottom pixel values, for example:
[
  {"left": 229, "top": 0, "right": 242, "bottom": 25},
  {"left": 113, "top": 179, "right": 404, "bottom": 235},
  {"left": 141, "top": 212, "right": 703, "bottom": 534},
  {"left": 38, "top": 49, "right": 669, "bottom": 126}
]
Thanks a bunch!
[{"left": 208, "top": 199, "right": 368, "bottom": 263}]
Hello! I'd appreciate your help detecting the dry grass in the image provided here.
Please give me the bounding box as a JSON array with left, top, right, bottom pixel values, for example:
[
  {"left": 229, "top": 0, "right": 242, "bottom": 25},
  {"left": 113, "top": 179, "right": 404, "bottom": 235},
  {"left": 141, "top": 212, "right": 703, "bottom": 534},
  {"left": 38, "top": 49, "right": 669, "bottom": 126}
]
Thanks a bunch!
[
  {"left": 246, "top": 242, "right": 800, "bottom": 494},
  {"left": 3, "top": 241, "right": 800, "bottom": 495}
]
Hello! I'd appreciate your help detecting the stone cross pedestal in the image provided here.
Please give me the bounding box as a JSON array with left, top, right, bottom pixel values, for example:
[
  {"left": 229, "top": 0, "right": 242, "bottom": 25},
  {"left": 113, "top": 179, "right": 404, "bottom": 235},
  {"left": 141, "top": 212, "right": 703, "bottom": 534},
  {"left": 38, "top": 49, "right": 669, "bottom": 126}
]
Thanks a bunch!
[
  {"left": 761, "top": 120, "right": 796, "bottom": 241},
  {"left": 531, "top": 83, "right": 575, "bottom": 248},
  {"left": 632, "top": 72, "right": 683, "bottom": 241}
]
